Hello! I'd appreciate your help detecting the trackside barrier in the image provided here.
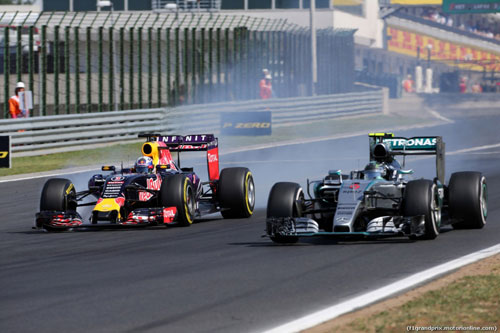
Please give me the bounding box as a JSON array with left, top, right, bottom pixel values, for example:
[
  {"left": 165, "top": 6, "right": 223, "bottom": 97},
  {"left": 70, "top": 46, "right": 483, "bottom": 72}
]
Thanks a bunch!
[
  {"left": 0, "top": 109, "right": 167, "bottom": 154},
  {"left": 167, "top": 90, "right": 384, "bottom": 133},
  {"left": 0, "top": 90, "right": 384, "bottom": 155}
]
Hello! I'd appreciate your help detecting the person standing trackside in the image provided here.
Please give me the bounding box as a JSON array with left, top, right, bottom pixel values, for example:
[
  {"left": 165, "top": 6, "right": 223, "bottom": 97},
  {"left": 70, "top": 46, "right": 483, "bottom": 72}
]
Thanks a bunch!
[
  {"left": 9, "top": 82, "right": 29, "bottom": 118},
  {"left": 402, "top": 75, "right": 414, "bottom": 93},
  {"left": 260, "top": 74, "right": 273, "bottom": 100}
]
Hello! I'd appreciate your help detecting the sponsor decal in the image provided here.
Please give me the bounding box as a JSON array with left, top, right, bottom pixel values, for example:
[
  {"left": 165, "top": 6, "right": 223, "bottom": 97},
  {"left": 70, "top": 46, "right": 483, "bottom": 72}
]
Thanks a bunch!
[
  {"left": 163, "top": 207, "right": 177, "bottom": 223},
  {"left": 0, "top": 136, "right": 10, "bottom": 168},
  {"left": 387, "top": 26, "right": 500, "bottom": 72},
  {"left": 147, "top": 177, "right": 162, "bottom": 190},
  {"left": 349, "top": 183, "right": 361, "bottom": 190},
  {"left": 111, "top": 176, "right": 125, "bottom": 181},
  {"left": 102, "top": 181, "right": 124, "bottom": 198},
  {"left": 156, "top": 135, "right": 214, "bottom": 144},
  {"left": 179, "top": 144, "right": 207, "bottom": 150},
  {"left": 384, "top": 137, "right": 437, "bottom": 150},
  {"left": 224, "top": 122, "right": 271, "bottom": 129},
  {"left": 115, "top": 196, "right": 125, "bottom": 206},
  {"left": 139, "top": 177, "right": 163, "bottom": 201},
  {"left": 221, "top": 111, "right": 272, "bottom": 136},
  {"left": 207, "top": 147, "right": 220, "bottom": 181},
  {"left": 208, "top": 152, "right": 218, "bottom": 163},
  {"left": 139, "top": 192, "right": 152, "bottom": 201}
]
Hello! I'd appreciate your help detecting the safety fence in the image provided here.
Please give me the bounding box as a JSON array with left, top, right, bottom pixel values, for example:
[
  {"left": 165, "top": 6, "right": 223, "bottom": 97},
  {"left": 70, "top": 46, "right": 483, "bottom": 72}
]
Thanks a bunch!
[
  {"left": 0, "top": 89, "right": 384, "bottom": 155},
  {"left": 1, "top": 11, "right": 355, "bottom": 119}
]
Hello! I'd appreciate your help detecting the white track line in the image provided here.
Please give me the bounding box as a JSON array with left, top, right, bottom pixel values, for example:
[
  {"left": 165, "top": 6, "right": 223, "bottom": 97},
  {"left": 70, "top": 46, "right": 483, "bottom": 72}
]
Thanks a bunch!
[
  {"left": 448, "top": 142, "right": 500, "bottom": 155},
  {"left": 261, "top": 243, "right": 500, "bottom": 333},
  {"left": 425, "top": 107, "right": 454, "bottom": 124}
]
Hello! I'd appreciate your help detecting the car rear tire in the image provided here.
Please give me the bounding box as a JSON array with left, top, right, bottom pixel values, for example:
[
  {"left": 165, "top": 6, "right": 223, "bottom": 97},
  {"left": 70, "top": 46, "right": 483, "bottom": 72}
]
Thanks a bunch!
[
  {"left": 266, "top": 182, "right": 304, "bottom": 244},
  {"left": 449, "top": 172, "right": 487, "bottom": 229},
  {"left": 403, "top": 179, "right": 441, "bottom": 240},
  {"left": 160, "top": 174, "right": 195, "bottom": 227},
  {"left": 218, "top": 167, "right": 255, "bottom": 219},
  {"left": 40, "top": 178, "right": 77, "bottom": 212}
]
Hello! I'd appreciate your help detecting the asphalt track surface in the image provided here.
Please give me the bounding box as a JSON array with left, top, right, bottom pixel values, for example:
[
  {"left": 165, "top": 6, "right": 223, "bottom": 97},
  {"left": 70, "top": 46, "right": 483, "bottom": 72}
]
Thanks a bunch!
[{"left": 1, "top": 109, "right": 499, "bottom": 333}]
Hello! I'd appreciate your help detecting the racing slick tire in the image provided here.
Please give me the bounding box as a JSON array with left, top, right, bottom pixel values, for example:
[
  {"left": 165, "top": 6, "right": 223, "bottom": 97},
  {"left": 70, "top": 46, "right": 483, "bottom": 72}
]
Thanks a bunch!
[
  {"left": 218, "top": 167, "right": 255, "bottom": 219},
  {"left": 40, "top": 178, "right": 77, "bottom": 212},
  {"left": 403, "top": 179, "right": 441, "bottom": 240},
  {"left": 160, "top": 174, "right": 195, "bottom": 227},
  {"left": 449, "top": 172, "right": 487, "bottom": 229},
  {"left": 39, "top": 178, "right": 77, "bottom": 231},
  {"left": 266, "top": 182, "right": 304, "bottom": 244}
]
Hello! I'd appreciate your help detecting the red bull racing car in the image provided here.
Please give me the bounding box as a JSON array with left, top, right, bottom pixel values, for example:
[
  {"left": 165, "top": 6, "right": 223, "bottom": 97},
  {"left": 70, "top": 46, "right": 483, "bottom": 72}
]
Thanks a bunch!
[{"left": 35, "top": 134, "right": 255, "bottom": 231}]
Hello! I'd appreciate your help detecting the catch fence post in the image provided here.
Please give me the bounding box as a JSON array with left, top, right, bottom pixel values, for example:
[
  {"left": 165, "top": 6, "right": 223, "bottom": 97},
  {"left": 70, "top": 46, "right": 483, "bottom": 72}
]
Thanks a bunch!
[
  {"left": 184, "top": 28, "right": 189, "bottom": 105},
  {"left": 65, "top": 26, "right": 70, "bottom": 114},
  {"left": 191, "top": 28, "right": 196, "bottom": 104},
  {"left": 109, "top": 27, "right": 114, "bottom": 111},
  {"left": 200, "top": 28, "right": 205, "bottom": 104},
  {"left": 28, "top": 26, "right": 34, "bottom": 112},
  {"left": 129, "top": 27, "right": 134, "bottom": 109},
  {"left": 86, "top": 27, "right": 91, "bottom": 112},
  {"left": 41, "top": 25, "right": 47, "bottom": 115},
  {"left": 119, "top": 27, "right": 124, "bottom": 110},
  {"left": 166, "top": 28, "right": 171, "bottom": 106},
  {"left": 157, "top": 27, "right": 162, "bottom": 107},
  {"left": 174, "top": 28, "right": 180, "bottom": 105},
  {"left": 216, "top": 28, "right": 221, "bottom": 101},
  {"left": 17, "top": 25, "right": 22, "bottom": 83},
  {"left": 74, "top": 27, "right": 80, "bottom": 113},
  {"left": 148, "top": 27, "right": 153, "bottom": 109},
  {"left": 98, "top": 26, "right": 103, "bottom": 112},
  {"left": 3, "top": 27, "right": 9, "bottom": 118},
  {"left": 54, "top": 25, "right": 60, "bottom": 114},
  {"left": 138, "top": 27, "right": 143, "bottom": 109},
  {"left": 224, "top": 28, "right": 229, "bottom": 101},
  {"left": 208, "top": 28, "right": 213, "bottom": 103}
]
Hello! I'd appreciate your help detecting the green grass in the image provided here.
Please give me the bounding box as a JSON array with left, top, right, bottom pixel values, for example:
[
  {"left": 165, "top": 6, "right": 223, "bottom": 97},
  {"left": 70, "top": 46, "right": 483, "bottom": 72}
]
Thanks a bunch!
[
  {"left": 0, "top": 142, "right": 143, "bottom": 177},
  {"left": 0, "top": 113, "right": 434, "bottom": 177},
  {"left": 332, "top": 264, "right": 500, "bottom": 333}
]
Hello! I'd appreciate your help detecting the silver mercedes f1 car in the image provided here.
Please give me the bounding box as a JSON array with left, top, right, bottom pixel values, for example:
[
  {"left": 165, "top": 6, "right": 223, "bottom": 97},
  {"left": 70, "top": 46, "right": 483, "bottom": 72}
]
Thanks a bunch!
[{"left": 266, "top": 133, "right": 488, "bottom": 243}]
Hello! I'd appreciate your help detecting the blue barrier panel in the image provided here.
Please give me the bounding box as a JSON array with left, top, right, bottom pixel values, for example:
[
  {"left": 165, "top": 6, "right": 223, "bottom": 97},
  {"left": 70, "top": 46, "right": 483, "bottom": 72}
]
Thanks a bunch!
[
  {"left": 0, "top": 136, "right": 11, "bottom": 168},
  {"left": 221, "top": 111, "right": 272, "bottom": 136}
]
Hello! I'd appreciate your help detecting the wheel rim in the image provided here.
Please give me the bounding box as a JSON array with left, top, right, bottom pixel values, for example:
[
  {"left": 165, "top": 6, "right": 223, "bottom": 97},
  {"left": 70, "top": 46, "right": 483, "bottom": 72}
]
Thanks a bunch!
[
  {"left": 247, "top": 177, "right": 255, "bottom": 208},
  {"left": 245, "top": 173, "right": 255, "bottom": 215},
  {"left": 431, "top": 184, "right": 441, "bottom": 230},
  {"left": 480, "top": 178, "right": 487, "bottom": 222},
  {"left": 184, "top": 181, "right": 195, "bottom": 223}
]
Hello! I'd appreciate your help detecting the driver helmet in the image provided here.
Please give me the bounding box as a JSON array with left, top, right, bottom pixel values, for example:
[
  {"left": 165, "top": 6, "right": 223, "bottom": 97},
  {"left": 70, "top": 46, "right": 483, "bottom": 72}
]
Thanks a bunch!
[
  {"left": 364, "top": 161, "right": 386, "bottom": 180},
  {"left": 135, "top": 156, "right": 154, "bottom": 174}
]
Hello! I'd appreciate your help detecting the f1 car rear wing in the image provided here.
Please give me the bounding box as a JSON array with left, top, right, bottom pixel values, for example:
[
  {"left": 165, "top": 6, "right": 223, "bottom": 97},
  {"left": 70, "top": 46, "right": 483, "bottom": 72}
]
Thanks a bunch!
[
  {"left": 369, "top": 133, "right": 446, "bottom": 184},
  {"left": 139, "top": 134, "right": 220, "bottom": 181},
  {"left": 139, "top": 134, "right": 217, "bottom": 151}
]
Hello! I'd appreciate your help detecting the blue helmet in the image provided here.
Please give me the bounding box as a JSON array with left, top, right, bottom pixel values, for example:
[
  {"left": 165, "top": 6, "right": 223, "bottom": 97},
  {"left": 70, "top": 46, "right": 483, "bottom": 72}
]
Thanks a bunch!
[{"left": 135, "top": 156, "right": 154, "bottom": 174}]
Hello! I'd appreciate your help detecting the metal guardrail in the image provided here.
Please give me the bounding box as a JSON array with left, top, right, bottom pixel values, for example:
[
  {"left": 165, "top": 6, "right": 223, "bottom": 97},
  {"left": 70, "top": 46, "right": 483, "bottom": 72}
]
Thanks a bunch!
[
  {"left": 0, "top": 90, "right": 384, "bottom": 155},
  {"left": 167, "top": 90, "right": 384, "bottom": 133},
  {"left": 0, "top": 108, "right": 167, "bottom": 153}
]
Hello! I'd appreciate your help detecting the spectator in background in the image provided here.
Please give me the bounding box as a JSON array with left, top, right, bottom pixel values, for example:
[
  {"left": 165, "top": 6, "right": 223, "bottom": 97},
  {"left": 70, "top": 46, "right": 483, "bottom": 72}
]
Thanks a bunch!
[
  {"left": 402, "top": 74, "right": 414, "bottom": 93},
  {"left": 9, "top": 82, "right": 29, "bottom": 118},
  {"left": 471, "top": 82, "right": 482, "bottom": 93},
  {"left": 260, "top": 73, "right": 273, "bottom": 100},
  {"left": 459, "top": 77, "right": 467, "bottom": 93}
]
